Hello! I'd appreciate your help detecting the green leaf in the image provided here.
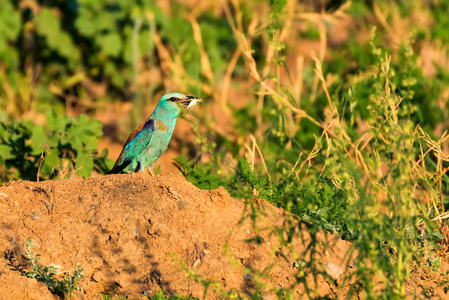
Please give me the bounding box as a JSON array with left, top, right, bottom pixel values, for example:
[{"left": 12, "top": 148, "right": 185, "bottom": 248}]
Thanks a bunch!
[
  {"left": 35, "top": 8, "right": 80, "bottom": 61},
  {"left": 30, "top": 125, "right": 48, "bottom": 155},
  {"left": 0, "top": 1, "right": 21, "bottom": 41},
  {"left": 97, "top": 33, "right": 122, "bottom": 58},
  {"left": 0, "top": 144, "right": 14, "bottom": 160},
  {"left": 41, "top": 148, "right": 60, "bottom": 176},
  {"left": 56, "top": 32, "right": 81, "bottom": 59},
  {"left": 104, "top": 61, "right": 125, "bottom": 88},
  {"left": 83, "top": 135, "right": 98, "bottom": 150},
  {"left": 75, "top": 7, "right": 97, "bottom": 37},
  {"left": 270, "top": 0, "right": 287, "bottom": 12},
  {"left": 69, "top": 136, "right": 83, "bottom": 154},
  {"left": 45, "top": 109, "right": 69, "bottom": 132},
  {"left": 86, "top": 118, "right": 103, "bottom": 136},
  {"left": 75, "top": 150, "right": 94, "bottom": 178},
  {"left": 432, "top": 232, "right": 444, "bottom": 240}
]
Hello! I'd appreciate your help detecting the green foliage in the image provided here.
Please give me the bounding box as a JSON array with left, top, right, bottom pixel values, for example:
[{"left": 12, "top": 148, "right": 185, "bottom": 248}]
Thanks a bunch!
[
  {"left": 431, "top": 1, "right": 449, "bottom": 43},
  {"left": 100, "top": 294, "right": 127, "bottom": 300},
  {"left": 229, "top": 159, "right": 272, "bottom": 200},
  {"left": 172, "top": 2, "right": 449, "bottom": 297},
  {"left": 35, "top": 8, "right": 80, "bottom": 64},
  {"left": 176, "top": 156, "right": 355, "bottom": 239},
  {"left": 326, "top": 29, "right": 449, "bottom": 135},
  {"left": 147, "top": 288, "right": 200, "bottom": 300},
  {"left": 100, "top": 289, "right": 199, "bottom": 300},
  {"left": 174, "top": 154, "right": 224, "bottom": 190},
  {"left": 0, "top": 110, "right": 113, "bottom": 182},
  {"left": 290, "top": 175, "right": 355, "bottom": 239},
  {"left": 0, "top": 1, "right": 21, "bottom": 64},
  {"left": 0, "top": 0, "right": 236, "bottom": 121},
  {"left": 23, "top": 237, "right": 83, "bottom": 298}
]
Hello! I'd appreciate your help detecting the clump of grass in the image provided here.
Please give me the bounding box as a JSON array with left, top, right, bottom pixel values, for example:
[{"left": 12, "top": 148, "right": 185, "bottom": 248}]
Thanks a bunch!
[{"left": 23, "top": 237, "right": 83, "bottom": 298}]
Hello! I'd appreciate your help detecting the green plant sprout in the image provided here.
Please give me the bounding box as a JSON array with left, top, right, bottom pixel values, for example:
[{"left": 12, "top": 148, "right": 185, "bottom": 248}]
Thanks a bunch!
[{"left": 23, "top": 237, "right": 84, "bottom": 298}]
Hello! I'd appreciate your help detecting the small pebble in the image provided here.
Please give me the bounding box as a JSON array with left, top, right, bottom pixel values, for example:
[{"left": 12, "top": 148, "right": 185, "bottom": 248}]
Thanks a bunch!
[
  {"left": 92, "top": 272, "right": 104, "bottom": 282},
  {"left": 192, "top": 259, "right": 200, "bottom": 268},
  {"left": 102, "top": 181, "right": 113, "bottom": 188},
  {"left": 325, "top": 263, "right": 343, "bottom": 280},
  {"left": 132, "top": 226, "right": 139, "bottom": 236},
  {"left": 78, "top": 194, "right": 92, "bottom": 202},
  {"left": 178, "top": 200, "right": 189, "bottom": 210},
  {"left": 31, "top": 215, "right": 40, "bottom": 220}
]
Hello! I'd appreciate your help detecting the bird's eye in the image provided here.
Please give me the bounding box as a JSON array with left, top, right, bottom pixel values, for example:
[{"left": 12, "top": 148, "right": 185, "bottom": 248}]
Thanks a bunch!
[{"left": 168, "top": 97, "right": 178, "bottom": 102}]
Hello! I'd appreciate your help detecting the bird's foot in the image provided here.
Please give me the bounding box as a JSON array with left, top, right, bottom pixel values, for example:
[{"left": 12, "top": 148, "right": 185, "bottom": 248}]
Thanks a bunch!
[{"left": 147, "top": 168, "right": 155, "bottom": 176}]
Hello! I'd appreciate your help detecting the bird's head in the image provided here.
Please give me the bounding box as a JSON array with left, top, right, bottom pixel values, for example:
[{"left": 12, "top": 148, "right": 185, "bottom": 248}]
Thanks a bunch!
[{"left": 159, "top": 93, "right": 201, "bottom": 111}]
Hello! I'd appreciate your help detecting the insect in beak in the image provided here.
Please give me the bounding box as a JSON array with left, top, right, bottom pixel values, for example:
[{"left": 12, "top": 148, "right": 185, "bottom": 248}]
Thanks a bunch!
[{"left": 184, "top": 96, "right": 202, "bottom": 110}]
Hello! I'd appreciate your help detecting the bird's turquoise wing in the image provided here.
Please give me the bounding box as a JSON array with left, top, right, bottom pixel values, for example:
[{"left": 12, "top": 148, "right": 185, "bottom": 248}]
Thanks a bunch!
[{"left": 108, "top": 119, "right": 155, "bottom": 174}]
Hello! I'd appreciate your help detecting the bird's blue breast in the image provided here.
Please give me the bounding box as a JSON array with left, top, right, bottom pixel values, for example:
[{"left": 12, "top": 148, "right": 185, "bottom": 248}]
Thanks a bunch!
[{"left": 136, "top": 114, "right": 178, "bottom": 168}]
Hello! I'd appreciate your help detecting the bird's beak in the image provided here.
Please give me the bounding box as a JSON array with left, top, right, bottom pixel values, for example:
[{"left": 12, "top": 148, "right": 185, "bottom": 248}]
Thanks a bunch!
[{"left": 183, "top": 95, "right": 202, "bottom": 110}]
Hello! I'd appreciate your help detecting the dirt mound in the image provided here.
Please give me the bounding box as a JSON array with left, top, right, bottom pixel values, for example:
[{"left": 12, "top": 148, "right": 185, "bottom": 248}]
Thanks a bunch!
[{"left": 0, "top": 174, "right": 356, "bottom": 299}]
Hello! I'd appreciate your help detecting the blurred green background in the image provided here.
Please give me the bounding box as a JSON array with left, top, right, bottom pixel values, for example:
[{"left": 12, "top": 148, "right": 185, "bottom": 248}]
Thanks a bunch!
[{"left": 1, "top": 0, "right": 448, "bottom": 181}]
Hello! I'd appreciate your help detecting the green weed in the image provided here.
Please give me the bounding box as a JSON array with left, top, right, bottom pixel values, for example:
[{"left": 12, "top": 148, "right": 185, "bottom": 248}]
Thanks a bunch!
[
  {"left": 23, "top": 237, "right": 83, "bottom": 298},
  {"left": 147, "top": 288, "right": 200, "bottom": 300},
  {"left": 100, "top": 289, "right": 200, "bottom": 300},
  {"left": 174, "top": 154, "right": 225, "bottom": 190},
  {"left": 100, "top": 294, "right": 127, "bottom": 300}
]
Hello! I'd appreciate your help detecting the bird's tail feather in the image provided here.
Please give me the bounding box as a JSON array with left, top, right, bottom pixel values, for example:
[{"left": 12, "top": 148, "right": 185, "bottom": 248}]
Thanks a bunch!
[{"left": 107, "top": 160, "right": 132, "bottom": 174}]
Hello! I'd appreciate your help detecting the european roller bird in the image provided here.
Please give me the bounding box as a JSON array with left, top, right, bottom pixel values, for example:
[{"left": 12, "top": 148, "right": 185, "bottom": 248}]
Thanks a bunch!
[{"left": 109, "top": 93, "right": 201, "bottom": 174}]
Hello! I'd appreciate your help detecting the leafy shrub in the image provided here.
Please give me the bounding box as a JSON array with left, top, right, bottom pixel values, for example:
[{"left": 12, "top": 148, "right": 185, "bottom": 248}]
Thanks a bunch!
[{"left": 0, "top": 110, "right": 112, "bottom": 182}]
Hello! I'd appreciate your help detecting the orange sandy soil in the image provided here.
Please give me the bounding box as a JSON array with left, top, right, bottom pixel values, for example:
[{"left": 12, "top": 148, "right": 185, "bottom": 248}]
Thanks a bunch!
[{"left": 0, "top": 174, "right": 447, "bottom": 299}]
